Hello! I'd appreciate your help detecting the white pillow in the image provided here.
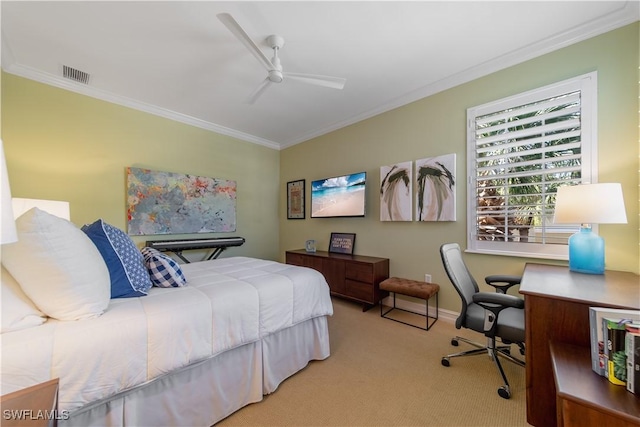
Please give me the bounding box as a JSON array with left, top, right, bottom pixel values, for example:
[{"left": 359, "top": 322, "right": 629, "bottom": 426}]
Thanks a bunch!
[
  {"left": 1, "top": 266, "right": 47, "bottom": 333},
  {"left": 1, "top": 208, "right": 110, "bottom": 320}
]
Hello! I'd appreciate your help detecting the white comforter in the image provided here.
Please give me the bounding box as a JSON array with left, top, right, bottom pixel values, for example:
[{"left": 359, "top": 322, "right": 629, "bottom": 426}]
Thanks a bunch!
[{"left": 1, "top": 257, "right": 333, "bottom": 412}]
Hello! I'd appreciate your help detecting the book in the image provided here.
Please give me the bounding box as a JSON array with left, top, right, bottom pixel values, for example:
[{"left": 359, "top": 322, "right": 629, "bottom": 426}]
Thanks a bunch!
[
  {"left": 603, "top": 317, "right": 632, "bottom": 385},
  {"left": 626, "top": 324, "right": 640, "bottom": 394},
  {"left": 589, "top": 307, "right": 640, "bottom": 376}
]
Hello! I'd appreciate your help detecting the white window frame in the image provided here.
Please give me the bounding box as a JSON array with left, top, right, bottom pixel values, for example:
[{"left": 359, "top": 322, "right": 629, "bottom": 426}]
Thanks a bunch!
[{"left": 466, "top": 72, "right": 597, "bottom": 260}]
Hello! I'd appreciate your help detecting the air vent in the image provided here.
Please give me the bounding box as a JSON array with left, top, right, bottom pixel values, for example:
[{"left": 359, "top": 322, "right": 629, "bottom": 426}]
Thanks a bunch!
[{"left": 62, "top": 65, "right": 90, "bottom": 84}]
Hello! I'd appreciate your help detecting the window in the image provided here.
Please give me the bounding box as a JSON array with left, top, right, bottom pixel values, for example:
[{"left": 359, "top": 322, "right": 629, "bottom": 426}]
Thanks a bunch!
[{"left": 466, "top": 72, "right": 597, "bottom": 259}]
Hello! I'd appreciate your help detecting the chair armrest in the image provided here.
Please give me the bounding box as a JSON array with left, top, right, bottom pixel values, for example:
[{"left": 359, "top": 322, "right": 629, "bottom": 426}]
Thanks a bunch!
[
  {"left": 485, "top": 275, "right": 522, "bottom": 294},
  {"left": 473, "top": 292, "right": 524, "bottom": 310},
  {"left": 472, "top": 292, "right": 524, "bottom": 336}
]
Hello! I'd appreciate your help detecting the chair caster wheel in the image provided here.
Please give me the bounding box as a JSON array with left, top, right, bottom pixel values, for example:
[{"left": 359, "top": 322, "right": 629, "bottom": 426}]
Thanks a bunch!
[
  {"left": 441, "top": 358, "right": 450, "bottom": 367},
  {"left": 498, "top": 386, "right": 511, "bottom": 399},
  {"left": 451, "top": 339, "right": 459, "bottom": 346}
]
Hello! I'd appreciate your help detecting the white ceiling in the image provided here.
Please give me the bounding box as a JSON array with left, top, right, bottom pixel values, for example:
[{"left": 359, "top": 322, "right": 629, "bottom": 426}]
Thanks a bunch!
[{"left": 1, "top": 1, "right": 637, "bottom": 149}]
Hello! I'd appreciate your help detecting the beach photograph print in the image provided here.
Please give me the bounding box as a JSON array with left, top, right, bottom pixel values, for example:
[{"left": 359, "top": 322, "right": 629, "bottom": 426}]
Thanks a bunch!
[
  {"left": 311, "top": 172, "right": 366, "bottom": 218},
  {"left": 380, "top": 161, "right": 412, "bottom": 221},
  {"left": 127, "top": 167, "right": 237, "bottom": 235},
  {"left": 415, "top": 153, "right": 456, "bottom": 222}
]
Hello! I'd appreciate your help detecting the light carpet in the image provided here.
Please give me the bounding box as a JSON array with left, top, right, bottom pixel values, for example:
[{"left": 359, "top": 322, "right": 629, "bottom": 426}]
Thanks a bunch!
[{"left": 217, "top": 297, "right": 530, "bottom": 426}]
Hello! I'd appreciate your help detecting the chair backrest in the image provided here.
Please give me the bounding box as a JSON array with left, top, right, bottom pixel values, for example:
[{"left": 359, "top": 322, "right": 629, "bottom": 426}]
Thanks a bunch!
[{"left": 440, "top": 243, "right": 480, "bottom": 328}]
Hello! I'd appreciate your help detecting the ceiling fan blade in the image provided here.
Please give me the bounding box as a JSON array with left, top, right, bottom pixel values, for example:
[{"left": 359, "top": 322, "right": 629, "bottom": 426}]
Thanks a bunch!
[
  {"left": 217, "top": 13, "right": 274, "bottom": 71},
  {"left": 244, "top": 78, "right": 273, "bottom": 104},
  {"left": 284, "top": 72, "right": 346, "bottom": 90}
]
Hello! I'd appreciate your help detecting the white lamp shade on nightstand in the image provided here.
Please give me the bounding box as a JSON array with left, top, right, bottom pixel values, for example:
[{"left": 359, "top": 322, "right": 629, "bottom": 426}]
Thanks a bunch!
[
  {"left": 554, "top": 183, "right": 627, "bottom": 275},
  {"left": 12, "top": 198, "right": 71, "bottom": 221}
]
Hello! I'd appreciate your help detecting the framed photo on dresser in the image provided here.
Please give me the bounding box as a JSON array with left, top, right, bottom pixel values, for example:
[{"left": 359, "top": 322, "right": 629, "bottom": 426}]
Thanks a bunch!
[{"left": 329, "top": 232, "right": 356, "bottom": 254}]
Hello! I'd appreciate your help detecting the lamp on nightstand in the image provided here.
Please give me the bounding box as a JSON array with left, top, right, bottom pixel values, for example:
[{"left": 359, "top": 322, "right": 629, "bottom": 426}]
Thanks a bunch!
[
  {"left": 553, "top": 183, "right": 627, "bottom": 275},
  {"left": 12, "top": 198, "right": 71, "bottom": 220}
]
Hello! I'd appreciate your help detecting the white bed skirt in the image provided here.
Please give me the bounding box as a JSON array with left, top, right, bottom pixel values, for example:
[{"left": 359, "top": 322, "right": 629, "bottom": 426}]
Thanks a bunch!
[
  {"left": 60, "top": 315, "right": 330, "bottom": 427},
  {"left": 262, "top": 316, "right": 330, "bottom": 394}
]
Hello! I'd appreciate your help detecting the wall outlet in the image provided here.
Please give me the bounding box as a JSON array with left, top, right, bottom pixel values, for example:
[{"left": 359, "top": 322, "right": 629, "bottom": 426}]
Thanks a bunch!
[{"left": 424, "top": 274, "right": 432, "bottom": 283}]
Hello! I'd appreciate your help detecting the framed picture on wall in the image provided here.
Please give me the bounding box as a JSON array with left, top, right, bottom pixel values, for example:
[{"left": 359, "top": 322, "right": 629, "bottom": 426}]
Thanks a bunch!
[
  {"left": 329, "top": 232, "right": 356, "bottom": 254},
  {"left": 287, "top": 179, "right": 305, "bottom": 219}
]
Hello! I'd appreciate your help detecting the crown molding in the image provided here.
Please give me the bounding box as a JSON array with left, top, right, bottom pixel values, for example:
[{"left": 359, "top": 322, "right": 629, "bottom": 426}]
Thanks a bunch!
[{"left": 3, "top": 1, "right": 637, "bottom": 151}]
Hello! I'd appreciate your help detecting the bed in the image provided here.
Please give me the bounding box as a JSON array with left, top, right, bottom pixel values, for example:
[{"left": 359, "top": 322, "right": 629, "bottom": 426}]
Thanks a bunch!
[{"left": 1, "top": 209, "right": 333, "bottom": 426}]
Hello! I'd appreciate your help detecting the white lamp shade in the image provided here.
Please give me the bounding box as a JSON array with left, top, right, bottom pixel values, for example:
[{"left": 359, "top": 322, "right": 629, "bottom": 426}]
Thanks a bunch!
[
  {"left": 1, "top": 140, "right": 18, "bottom": 244},
  {"left": 12, "top": 198, "right": 71, "bottom": 221},
  {"left": 554, "top": 183, "right": 627, "bottom": 224}
]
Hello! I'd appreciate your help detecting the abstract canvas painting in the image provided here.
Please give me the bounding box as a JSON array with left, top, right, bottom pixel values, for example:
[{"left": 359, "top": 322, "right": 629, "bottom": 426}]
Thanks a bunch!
[
  {"left": 415, "top": 153, "right": 456, "bottom": 221},
  {"left": 380, "top": 161, "right": 412, "bottom": 221},
  {"left": 126, "top": 167, "right": 237, "bottom": 235}
]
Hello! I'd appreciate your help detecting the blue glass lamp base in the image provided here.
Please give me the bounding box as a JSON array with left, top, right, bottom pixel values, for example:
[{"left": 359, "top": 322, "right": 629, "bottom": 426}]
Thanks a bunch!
[{"left": 568, "top": 227, "right": 604, "bottom": 275}]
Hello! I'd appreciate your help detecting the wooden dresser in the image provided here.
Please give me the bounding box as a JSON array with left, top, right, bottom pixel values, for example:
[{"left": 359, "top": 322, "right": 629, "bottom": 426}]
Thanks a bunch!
[
  {"left": 519, "top": 263, "right": 640, "bottom": 427},
  {"left": 285, "top": 249, "right": 389, "bottom": 310}
]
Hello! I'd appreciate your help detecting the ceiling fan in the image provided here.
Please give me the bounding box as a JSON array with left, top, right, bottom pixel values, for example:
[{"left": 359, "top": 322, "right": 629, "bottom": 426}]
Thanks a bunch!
[{"left": 217, "top": 13, "right": 346, "bottom": 104}]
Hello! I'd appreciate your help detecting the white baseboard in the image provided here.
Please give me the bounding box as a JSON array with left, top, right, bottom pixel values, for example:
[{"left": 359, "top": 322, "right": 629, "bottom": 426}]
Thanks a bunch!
[{"left": 380, "top": 295, "right": 458, "bottom": 324}]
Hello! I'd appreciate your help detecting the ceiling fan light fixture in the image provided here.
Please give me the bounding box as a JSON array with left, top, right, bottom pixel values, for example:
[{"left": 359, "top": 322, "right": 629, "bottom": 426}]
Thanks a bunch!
[{"left": 268, "top": 69, "right": 284, "bottom": 83}]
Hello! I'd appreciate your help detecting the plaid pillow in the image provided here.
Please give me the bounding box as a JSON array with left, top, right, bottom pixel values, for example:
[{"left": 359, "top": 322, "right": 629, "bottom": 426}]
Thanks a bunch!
[{"left": 140, "top": 247, "right": 187, "bottom": 288}]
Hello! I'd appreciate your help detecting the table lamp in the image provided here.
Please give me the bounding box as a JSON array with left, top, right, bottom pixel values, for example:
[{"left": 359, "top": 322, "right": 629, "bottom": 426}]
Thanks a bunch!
[
  {"left": 12, "top": 198, "right": 71, "bottom": 220},
  {"left": 553, "top": 183, "right": 627, "bottom": 274}
]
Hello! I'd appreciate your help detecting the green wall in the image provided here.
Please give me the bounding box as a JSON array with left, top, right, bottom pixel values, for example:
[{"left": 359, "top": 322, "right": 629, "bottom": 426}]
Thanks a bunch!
[
  {"left": 1, "top": 73, "right": 280, "bottom": 261},
  {"left": 280, "top": 23, "right": 640, "bottom": 313},
  {"left": 2, "top": 23, "right": 637, "bottom": 315}
]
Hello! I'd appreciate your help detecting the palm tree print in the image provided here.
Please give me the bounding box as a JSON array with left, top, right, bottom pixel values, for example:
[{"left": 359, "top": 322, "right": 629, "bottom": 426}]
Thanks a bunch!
[
  {"left": 380, "top": 161, "right": 412, "bottom": 221},
  {"left": 416, "top": 154, "right": 456, "bottom": 221}
]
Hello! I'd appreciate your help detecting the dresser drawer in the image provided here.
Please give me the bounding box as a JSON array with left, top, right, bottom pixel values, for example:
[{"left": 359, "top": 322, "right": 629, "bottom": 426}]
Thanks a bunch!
[
  {"left": 286, "top": 253, "right": 305, "bottom": 266},
  {"left": 345, "top": 263, "right": 373, "bottom": 283},
  {"left": 286, "top": 252, "right": 323, "bottom": 271},
  {"left": 346, "top": 279, "right": 373, "bottom": 301}
]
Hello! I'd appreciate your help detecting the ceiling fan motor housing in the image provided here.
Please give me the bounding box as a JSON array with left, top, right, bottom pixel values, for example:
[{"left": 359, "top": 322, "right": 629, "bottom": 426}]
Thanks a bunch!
[{"left": 268, "top": 69, "right": 284, "bottom": 83}]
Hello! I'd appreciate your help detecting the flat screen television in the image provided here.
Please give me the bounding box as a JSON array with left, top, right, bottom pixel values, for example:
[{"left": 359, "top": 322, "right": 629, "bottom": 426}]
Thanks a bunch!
[{"left": 311, "top": 172, "right": 366, "bottom": 218}]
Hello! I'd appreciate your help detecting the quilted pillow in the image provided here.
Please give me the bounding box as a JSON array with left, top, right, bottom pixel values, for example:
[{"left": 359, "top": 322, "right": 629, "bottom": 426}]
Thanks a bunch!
[
  {"left": 140, "top": 247, "right": 187, "bottom": 288},
  {"left": 82, "top": 219, "right": 152, "bottom": 298},
  {"left": 1, "top": 266, "right": 47, "bottom": 333},
  {"left": 1, "top": 208, "right": 111, "bottom": 320}
]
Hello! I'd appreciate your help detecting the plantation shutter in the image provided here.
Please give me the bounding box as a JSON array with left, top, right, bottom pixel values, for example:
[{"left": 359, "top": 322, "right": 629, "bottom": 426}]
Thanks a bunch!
[{"left": 466, "top": 72, "right": 596, "bottom": 259}]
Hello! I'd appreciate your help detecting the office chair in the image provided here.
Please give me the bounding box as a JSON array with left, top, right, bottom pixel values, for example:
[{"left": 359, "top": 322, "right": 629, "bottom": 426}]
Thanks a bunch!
[{"left": 439, "top": 243, "right": 525, "bottom": 399}]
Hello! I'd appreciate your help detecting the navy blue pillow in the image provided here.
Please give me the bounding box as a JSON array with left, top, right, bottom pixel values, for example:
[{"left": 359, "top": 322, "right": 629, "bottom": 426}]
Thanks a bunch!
[{"left": 82, "top": 219, "right": 152, "bottom": 298}]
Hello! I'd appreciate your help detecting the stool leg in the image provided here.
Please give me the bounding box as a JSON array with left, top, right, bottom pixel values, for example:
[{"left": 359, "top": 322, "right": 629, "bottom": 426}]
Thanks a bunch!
[
  {"left": 425, "top": 293, "right": 439, "bottom": 331},
  {"left": 425, "top": 298, "right": 429, "bottom": 330},
  {"left": 380, "top": 292, "right": 395, "bottom": 318}
]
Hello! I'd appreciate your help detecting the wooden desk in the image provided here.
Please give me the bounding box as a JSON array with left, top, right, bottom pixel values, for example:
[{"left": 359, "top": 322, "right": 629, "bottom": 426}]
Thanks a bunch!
[
  {"left": 519, "top": 263, "right": 640, "bottom": 427},
  {"left": 551, "top": 341, "right": 640, "bottom": 426}
]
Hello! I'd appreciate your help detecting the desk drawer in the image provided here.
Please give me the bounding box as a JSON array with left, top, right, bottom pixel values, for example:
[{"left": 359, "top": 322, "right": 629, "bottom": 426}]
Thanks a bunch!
[{"left": 345, "top": 263, "right": 373, "bottom": 283}]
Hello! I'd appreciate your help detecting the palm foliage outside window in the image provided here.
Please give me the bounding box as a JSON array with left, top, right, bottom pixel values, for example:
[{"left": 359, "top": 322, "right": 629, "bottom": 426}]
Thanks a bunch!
[{"left": 467, "top": 73, "right": 597, "bottom": 259}]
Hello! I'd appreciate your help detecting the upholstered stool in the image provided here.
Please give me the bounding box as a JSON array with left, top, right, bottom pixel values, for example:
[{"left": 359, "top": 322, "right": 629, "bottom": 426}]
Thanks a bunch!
[{"left": 379, "top": 277, "right": 439, "bottom": 331}]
